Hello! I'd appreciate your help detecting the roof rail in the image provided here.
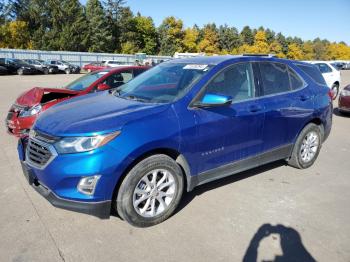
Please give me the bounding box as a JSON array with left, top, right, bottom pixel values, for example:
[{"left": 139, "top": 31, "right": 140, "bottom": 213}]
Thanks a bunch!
[{"left": 242, "top": 53, "right": 277, "bottom": 57}]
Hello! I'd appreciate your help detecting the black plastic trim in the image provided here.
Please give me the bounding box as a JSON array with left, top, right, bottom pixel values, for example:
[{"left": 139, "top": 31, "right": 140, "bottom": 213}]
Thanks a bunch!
[{"left": 188, "top": 144, "right": 293, "bottom": 190}]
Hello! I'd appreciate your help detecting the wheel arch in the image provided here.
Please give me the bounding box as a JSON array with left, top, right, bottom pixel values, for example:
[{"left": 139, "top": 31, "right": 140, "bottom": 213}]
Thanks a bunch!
[{"left": 111, "top": 147, "right": 192, "bottom": 206}]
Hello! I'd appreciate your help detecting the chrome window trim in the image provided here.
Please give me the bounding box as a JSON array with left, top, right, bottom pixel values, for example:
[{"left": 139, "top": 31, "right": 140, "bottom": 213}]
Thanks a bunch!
[{"left": 189, "top": 60, "right": 308, "bottom": 108}]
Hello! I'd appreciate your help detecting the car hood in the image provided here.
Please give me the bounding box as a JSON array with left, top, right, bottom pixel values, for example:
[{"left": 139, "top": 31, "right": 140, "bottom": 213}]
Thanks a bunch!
[
  {"left": 34, "top": 91, "right": 170, "bottom": 136},
  {"left": 15, "top": 87, "right": 79, "bottom": 107}
]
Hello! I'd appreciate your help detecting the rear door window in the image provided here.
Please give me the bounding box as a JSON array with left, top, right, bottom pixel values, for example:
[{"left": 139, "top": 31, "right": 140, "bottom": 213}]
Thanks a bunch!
[
  {"left": 296, "top": 64, "right": 327, "bottom": 86},
  {"left": 259, "top": 62, "right": 290, "bottom": 95},
  {"left": 288, "top": 68, "right": 304, "bottom": 90}
]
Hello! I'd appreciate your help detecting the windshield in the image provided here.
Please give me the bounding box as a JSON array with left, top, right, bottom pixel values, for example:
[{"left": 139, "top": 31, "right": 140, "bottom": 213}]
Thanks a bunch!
[
  {"left": 65, "top": 71, "right": 109, "bottom": 91},
  {"left": 9, "top": 59, "right": 29, "bottom": 65},
  {"left": 115, "top": 62, "right": 212, "bottom": 103}
]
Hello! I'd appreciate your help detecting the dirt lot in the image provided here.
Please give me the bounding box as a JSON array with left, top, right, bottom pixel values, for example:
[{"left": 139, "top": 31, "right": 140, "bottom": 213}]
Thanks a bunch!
[{"left": 0, "top": 71, "right": 349, "bottom": 262}]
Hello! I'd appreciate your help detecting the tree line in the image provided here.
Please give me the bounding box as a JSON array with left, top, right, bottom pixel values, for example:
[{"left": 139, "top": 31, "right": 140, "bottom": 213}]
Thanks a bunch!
[{"left": 1, "top": 0, "right": 350, "bottom": 60}]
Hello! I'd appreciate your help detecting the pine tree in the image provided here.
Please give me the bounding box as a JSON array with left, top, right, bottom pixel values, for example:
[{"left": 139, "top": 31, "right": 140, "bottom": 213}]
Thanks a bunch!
[
  {"left": 86, "top": 0, "right": 111, "bottom": 52},
  {"left": 58, "top": 0, "right": 88, "bottom": 51},
  {"left": 218, "top": 25, "right": 241, "bottom": 53},
  {"left": 240, "top": 26, "right": 254, "bottom": 45}
]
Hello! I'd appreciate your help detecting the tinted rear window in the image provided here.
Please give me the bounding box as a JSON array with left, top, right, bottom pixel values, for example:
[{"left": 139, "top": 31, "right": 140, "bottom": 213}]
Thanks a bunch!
[
  {"left": 296, "top": 64, "right": 327, "bottom": 86},
  {"left": 259, "top": 62, "right": 290, "bottom": 95}
]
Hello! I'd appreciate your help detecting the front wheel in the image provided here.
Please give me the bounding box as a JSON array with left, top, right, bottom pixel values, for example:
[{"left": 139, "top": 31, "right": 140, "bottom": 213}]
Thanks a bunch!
[
  {"left": 65, "top": 68, "right": 71, "bottom": 74},
  {"left": 287, "top": 123, "right": 322, "bottom": 169},
  {"left": 331, "top": 83, "right": 339, "bottom": 100},
  {"left": 115, "top": 154, "right": 184, "bottom": 227}
]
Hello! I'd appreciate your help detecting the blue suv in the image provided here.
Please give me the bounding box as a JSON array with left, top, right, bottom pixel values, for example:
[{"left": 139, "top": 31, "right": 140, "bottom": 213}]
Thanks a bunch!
[{"left": 18, "top": 55, "right": 332, "bottom": 227}]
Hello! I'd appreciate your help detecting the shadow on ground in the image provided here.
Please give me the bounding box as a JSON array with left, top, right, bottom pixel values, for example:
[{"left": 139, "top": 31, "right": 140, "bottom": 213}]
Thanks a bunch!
[
  {"left": 176, "top": 160, "right": 286, "bottom": 214},
  {"left": 243, "top": 223, "right": 316, "bottom": 262}
]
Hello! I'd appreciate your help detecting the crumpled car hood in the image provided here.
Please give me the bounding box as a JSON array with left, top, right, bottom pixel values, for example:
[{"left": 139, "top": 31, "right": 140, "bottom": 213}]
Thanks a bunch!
[{"left": 15, "top": 87, "right": 79, "bottom": 107}]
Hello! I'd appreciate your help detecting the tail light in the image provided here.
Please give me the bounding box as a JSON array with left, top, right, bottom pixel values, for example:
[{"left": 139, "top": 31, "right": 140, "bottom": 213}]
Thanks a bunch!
[{"left": 328, "top": 90, "right": 334, "bottom": 100}]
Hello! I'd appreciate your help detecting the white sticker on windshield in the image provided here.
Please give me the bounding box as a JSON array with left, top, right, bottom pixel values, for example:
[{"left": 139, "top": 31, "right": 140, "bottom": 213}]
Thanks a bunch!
[{"left": 183, "top": 64, "right": 208, "bottom": 70}]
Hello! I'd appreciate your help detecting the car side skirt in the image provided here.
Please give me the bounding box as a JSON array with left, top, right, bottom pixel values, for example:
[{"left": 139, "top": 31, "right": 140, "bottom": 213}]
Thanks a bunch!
[{"left": 188, "top": 144, "right": 293, "bottom": 191}]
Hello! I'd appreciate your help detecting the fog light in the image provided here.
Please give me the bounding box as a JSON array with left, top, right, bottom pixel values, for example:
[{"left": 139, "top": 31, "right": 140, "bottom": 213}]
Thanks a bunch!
[{"left": 77, "top": 175, "right": 101, "bottom": 195}]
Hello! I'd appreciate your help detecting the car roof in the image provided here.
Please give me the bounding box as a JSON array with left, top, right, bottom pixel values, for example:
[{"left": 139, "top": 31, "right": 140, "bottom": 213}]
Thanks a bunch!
[
  {"left": 95, "top": 65, "right": 150, "bottom": 73},
  {"left": 167, "top": 55, "right": 239, "bottom": 65}
]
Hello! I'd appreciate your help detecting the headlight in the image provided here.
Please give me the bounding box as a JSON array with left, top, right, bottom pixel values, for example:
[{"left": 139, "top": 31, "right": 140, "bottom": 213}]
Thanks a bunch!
[
  {"left": 340, "top": 89, "right": 350, "bottom": 96},
  {"left": 19, "top": 104, "right": 42, "bottom": 117},
  {"left": 54, "top": 131, "right": 120, "bottom": 154}
]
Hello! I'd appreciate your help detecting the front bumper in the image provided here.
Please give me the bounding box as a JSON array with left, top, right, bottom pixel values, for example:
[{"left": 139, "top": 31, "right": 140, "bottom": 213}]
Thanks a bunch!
[
  {"left": 20, "top": 161, "right": 111, "bottom": 218},
  {"left": 17, "top": 137, "right": 125, "bottom": 219}
]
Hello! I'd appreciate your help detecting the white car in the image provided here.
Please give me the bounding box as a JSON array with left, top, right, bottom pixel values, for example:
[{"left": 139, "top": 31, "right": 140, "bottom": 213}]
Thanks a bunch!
[
  {"left": 101, "top": 60, "right": 125, "bottom": 67},
  {"left": 307, "top": 61, "right": 341, "bottom": 99}
]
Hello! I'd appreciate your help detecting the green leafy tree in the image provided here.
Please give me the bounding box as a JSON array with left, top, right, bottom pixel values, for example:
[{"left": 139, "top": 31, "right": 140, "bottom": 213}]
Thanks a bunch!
[
  {"left": 240, "top": 26, "right": 254, "bottom": 45},
  {"left": 218, "top": 25, "right": 241, "bottom": 53},
  {"left": 86, "top": 0, "right": 111, "bottom": 52},
  {"left": 158, "top": 16, "right": 184, "bottom": 56},
  {"left": 276, "top": 32, "right": 288, "bottom": 55}
]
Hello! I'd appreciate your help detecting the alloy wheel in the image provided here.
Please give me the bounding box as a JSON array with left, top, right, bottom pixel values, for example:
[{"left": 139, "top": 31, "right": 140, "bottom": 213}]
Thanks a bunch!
[
  {"left": 133, "top": 169, "right": 176, "bottom": 218},
  {"left": 300, "top": 131, "right": 319, "bottom": 163}
]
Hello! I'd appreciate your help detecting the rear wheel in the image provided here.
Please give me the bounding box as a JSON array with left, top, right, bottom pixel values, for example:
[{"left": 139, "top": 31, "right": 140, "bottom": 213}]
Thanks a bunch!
[
  {"left": 331, "top": 83, "right": 339, "bottom": 100},
  {"left": 43, "top": 68, "right": 49, "bottom": 75},
  {"left": 115, "top": 154, "right": 184, "bottom": 227},
  {"left": 287, "top": 123, "right": 322, "bottom": 169},
  {"left": 65, "top": 68, "right": 71, "bottom": 74},
  {"left": 17, "top": 68, "right": 24, "bottom": 75}
]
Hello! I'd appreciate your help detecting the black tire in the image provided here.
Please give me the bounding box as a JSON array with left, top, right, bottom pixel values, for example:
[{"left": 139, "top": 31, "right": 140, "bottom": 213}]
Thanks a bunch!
[
  {"left": 65, "top": 68, "right": 71, "bottom": 74},
  {"left": 17, "top": 68, "right": 24, "bottom": 75},
  {"left": 287, "top": 123, "right": 322, "bottom": 169},
  {"left": 43, "top": 68, "right": 49, "bottom": 75},
  {"left": 115, "top": 154, "right": 184, "bottom": 227},
  {"left": 331, "top": 83, "right": 339, "bottom": 100}
]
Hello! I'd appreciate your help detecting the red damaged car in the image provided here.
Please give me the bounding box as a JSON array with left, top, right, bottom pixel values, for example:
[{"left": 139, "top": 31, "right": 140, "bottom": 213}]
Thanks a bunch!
[
  {"left": 338, "top": 84, "right": 350, "bottom": 114},
  {"left": 6, "top": 66, "right": 149, "bottom": 137},
  {"left": 82, "top": 62, "right": 108, "bottom": 72}
]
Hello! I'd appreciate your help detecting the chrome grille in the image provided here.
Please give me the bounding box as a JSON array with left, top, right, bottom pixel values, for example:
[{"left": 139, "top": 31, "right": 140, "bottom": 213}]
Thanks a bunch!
[
  {"left": 27, "top": 140, "right": 52, "bottom": 166},
  {"left": 26, "top": 131, "right": 58, "bottom": 169}
]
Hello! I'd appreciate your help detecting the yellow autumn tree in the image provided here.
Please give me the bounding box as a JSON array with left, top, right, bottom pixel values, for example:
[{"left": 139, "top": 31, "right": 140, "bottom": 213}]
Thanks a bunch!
[
  {"left": 327, "top": 43, "right": 350, "bottom": 60},
  {"left": 252, "top": 30, "right": 269, "bottom": 54},
  {"left": 287, "top": 43, "right": 304, "bottom": 60},
  {"left": 182, "top": 27, "right": 199, "bottom": 52},
  {"left": 269, "top": 40, "right": 285, "bottom": 58},
  {"left": 198, "top": 24, "right": 219, "bottom": 54},
  {"left": 302, "top": 41, "right": 315, "bottom": 60},
  {"left": 0, "top": 21, "right": 32, "bottom": 49}
]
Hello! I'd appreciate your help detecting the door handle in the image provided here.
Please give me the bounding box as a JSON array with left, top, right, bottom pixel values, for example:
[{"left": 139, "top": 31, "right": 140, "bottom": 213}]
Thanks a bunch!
[
  {"left": 249, "top": 105, "right": 262, "bottom": 113},
  {"left": 299, "top": 95, "right": 310, "bottom": 101}
]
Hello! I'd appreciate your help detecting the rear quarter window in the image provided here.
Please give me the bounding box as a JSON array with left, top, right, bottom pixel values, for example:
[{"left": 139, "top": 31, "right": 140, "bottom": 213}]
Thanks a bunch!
[{"left": 296, "top": 64, "right": 327, "bottom": 86}]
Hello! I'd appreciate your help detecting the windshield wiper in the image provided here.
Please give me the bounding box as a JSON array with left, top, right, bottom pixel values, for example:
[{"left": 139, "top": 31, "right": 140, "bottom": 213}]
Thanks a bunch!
[{"left": 124, "top": 95, "right": 148, "bottom": 102}]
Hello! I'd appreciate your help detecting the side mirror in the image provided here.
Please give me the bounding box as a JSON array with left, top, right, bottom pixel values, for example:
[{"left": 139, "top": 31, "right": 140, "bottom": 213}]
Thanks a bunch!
[
  {"left": 195, "top": 93, "right": 232, "bottom": 108},
  {"left": 97, "top": 83, "right": 111, "bottom": 91}
]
